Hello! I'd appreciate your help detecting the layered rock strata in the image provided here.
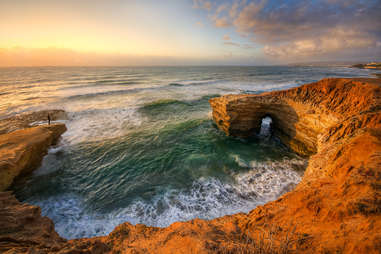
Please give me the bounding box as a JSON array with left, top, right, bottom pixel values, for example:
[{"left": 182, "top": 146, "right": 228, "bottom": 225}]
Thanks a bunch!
[
  {"left": 1, "top": 78, "right": 380, "bottom": 253},
  {"left": 0, "top": 119, "right": 67, "bottom": 253},
  {"left": 0, "top": 124, "right": 67, "bottom": 191},
  {"left": 0, "top": 191, "right": 65, "bottom": 253},
  {"left": 210, "top": 78, "right": 381, "bottom": 156}
]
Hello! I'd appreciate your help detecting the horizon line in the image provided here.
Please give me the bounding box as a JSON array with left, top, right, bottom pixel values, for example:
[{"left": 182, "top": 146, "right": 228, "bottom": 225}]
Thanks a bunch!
[{"left": 0, "top": 63, "right": 363, "bottom": 68}]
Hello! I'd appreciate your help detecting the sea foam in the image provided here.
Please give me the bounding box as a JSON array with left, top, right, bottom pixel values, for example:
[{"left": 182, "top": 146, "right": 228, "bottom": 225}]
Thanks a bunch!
[{"left": 29, "top": 158, "right": 303, "bottom": 239}]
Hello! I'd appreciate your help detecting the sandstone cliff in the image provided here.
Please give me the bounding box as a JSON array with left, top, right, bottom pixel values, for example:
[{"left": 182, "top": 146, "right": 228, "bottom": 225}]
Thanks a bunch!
[
  {"left": 1, "top": 78, "right": 380, "bottom": 253},
  {"left": 0, "top": 118, "right": 67, "bottom": 253},
  {"left": 89, "top": 78, "right": 379, "bottom": 253},
  {"left": 0, "top": 191, "right": 65, "bottom": 253},
  {"left": 209, "top": 78, "right": 380, "bottom": 156},
  {"left": 0, "top": 124, "right": 67, "bottom": 191}
]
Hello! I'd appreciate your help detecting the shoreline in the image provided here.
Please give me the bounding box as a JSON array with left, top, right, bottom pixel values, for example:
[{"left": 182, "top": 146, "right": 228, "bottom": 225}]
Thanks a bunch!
[{"left": 0, "top": 77, "right": 380, "bottom": 253}]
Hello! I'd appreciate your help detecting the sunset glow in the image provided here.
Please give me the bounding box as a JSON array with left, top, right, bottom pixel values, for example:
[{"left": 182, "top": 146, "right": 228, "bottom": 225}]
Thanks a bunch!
[{"left": 1, "top": 0, "right": 380, "bottom": 66}]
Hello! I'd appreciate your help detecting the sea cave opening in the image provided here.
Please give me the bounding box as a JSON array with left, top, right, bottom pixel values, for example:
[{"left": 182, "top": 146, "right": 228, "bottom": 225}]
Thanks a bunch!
[{"left": 258, "top": 116, "right": 273, "bottom": 138}]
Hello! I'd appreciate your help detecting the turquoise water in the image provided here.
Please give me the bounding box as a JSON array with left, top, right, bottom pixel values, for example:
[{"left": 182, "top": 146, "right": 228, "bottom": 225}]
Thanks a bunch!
[{"left": 1, "top": 66, "right": 375, "bottom": 239}]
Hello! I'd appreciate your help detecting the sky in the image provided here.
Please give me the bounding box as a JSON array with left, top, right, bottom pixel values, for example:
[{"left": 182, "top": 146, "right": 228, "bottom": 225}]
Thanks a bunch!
[{"left": 0, "top": 0, "right": 380, "bottom": 66}]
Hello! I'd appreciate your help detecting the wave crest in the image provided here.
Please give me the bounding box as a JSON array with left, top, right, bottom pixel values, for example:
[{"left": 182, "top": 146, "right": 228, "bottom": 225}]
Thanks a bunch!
[{"left": 29, "top": 158, "right": 304, "bottom": 239}]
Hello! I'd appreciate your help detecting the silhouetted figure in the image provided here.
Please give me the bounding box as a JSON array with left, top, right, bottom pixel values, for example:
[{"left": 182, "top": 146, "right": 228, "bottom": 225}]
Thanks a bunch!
[{"left": 48, "top": 114, "right": 51, "bottom": 125}]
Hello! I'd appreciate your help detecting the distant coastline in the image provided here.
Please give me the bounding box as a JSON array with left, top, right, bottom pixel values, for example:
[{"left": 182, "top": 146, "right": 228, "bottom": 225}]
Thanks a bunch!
[{"left": 352, "top": 62, "right": 381, "bottom": 70}]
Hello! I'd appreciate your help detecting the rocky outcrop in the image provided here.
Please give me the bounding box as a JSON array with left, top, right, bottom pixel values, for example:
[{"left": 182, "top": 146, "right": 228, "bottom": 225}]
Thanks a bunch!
[
  {"left": 0, "top": 124, "right": 67, "bottom": 191},
  {"left": 0, "top": 109, "right": 68, "bottom": 135},
  {"left": 53, "top": 78, "right": 377, "bottom": 254},
  {"left": 0, "top": 189, "right": 109, "bottom": 253},
  {"left": 210, "top": 78, "right": 381, "bottom": 156},
  {"left": 352, "top": 63, "right": 381, "bottom": 70},
  {"left": 1, "top": 78, "right": 380, "bottom": 253},
  {"left": 0, "top": 112, "right": 67, "bottom": 253},
  {"left": 84, "top": 78, "right": 378, "bottom": 253},
  {"left": 0, "top": 191, "right": 65, "bottom": 253}
]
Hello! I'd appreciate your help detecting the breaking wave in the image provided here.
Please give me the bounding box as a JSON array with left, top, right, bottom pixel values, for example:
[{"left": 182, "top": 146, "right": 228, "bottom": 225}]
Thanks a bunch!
[
  {"left": 7, "top": 66, "right": 372, "bottom": 241},
  {"left": 30, "top": 158, "right": 303, "bottom": 239}
]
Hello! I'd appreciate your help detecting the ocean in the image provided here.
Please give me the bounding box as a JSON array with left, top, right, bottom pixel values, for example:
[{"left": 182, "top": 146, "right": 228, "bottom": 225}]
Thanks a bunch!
[{"left": 0, "top": 66, "right": 375, "bottom": 239}]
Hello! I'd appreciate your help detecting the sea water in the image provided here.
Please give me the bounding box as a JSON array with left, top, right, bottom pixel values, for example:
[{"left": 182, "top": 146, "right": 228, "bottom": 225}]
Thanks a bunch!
[{"left": 0, "top": 66, "right": 375, "bottom": 239}]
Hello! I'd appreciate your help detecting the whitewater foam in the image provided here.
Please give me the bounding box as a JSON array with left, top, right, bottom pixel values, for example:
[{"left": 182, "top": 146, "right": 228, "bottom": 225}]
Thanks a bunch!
[
  {"left": 63, "top": 108, "right": 143, "bottom": 145},
  {"left": 5, "top": 66, "right": 371, "bottom": 242},
  {"left": 29, "top": 158, "right": 303, "bottom": 239}
]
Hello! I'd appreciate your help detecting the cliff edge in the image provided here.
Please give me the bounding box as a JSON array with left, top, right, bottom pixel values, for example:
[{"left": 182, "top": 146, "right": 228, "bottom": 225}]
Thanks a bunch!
[
  {"left": 209, "top": 78, "right": 380, "bottom": 156},
  {"left": 0, "top": 113, "right": 67, "bottom": 253},
  {"left": 0, "top": 124, "right": 67, "bottom": 191},
  {"left": 1, "top": 78, "right": 380, "bottom": 253},
  {"left": 68, "top": 78, "right": 378, "bottom": 253}
]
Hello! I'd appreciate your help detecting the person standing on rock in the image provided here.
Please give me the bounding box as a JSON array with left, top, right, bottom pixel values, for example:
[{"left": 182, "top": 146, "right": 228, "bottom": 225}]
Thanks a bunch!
[{"left": 48, "top": 114, "right": 51, "bottom": 125}]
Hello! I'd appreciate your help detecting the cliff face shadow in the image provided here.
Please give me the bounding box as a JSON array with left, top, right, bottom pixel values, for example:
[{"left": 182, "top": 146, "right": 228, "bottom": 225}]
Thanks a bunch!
[
  {"left": 231, "top": 98, "right": 315, "bottom": 157},
  {"left": 255, "top": 103, "right": 310, "bottom": 156}
]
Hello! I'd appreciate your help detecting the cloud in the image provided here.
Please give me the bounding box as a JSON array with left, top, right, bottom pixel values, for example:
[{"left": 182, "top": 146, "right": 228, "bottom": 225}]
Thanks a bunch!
[
  {"left": 264, "top": 28, "right": 378, "bottom": 57},
  {"left": 224, "top": 41, "right": 240, "bottom": 47},
  {"left": 201, "top": 0, "right": 381, "bottom": 60},
  {"left": 216, "top": 4, "right": 227, "bottom": 14},
  {"left": 214, "top": 17, "right": 230, "bottom": 27},
  {"left": 223, "top": 41, "right": 255, "bottom": 49},
  {"left": 242, "top": 44, "right": 254, "bottom": 49},
  {"left": 233, "top": 0, "right": 267, "bottom": 35},
  {"left": 193, "top": 0, "right": 212, "bottom": 10},
  {"left": 203, "top": 1, "right": 212, "bottom": 10},
  {"left": 223, "top": 34, "right": 231, "bottom": 41},
  {"left": 224, "top": 51, "right": 233, "bottom": 58},
  {"left": 196, "top": 21, "right": 204, "bottom": 27},
  {"left": 229, "top": 1, "right": 240, "bottom": 18}
]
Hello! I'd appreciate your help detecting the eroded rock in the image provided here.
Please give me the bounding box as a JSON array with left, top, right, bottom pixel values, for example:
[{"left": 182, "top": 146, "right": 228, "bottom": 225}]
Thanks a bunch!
[
  {"left": 79, "top": 78, "right": 379, "bottom": 253},
  {"left": 0, "top": 124, "right": 67, "bottom": 191},
  {"left": 0, "top": 120, "right": 67, "bottom": 253},
  {"left": 0, "top": 191, "right": 65, "bottom": 253},
  {"left": 209, "top": 78, "right": 381, "bottom": 156},
  {"left": 1, "top": 78, "right": 380, "bottom": 253}
]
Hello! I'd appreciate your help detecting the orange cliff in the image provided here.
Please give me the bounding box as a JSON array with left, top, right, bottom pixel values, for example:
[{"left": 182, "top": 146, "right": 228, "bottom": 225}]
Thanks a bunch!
[
  {"left": 0, "top": 112, "right": 67, "bottom": 253},
  {"left": 0, "top": 124, "right": 67, "bottom": 191},
  {"left": 1, "top": 78, "right": 380, "bottom": 253}
]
